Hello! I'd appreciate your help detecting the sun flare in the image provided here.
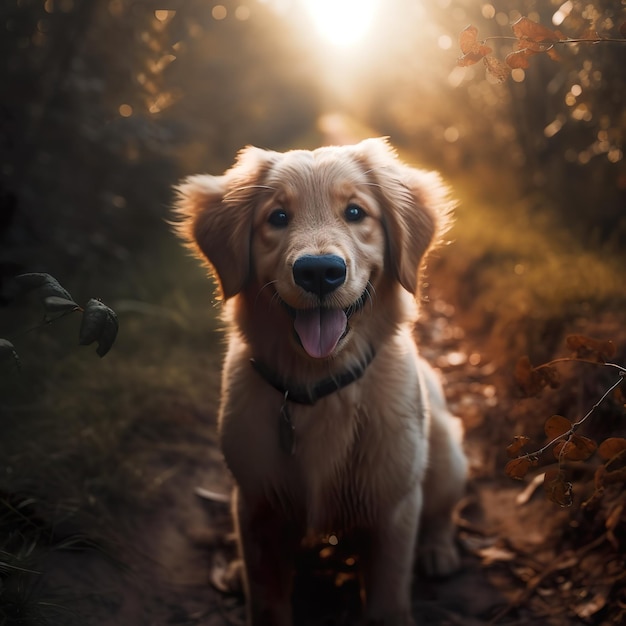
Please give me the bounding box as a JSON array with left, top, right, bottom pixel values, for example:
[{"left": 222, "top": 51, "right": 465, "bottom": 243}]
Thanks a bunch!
[{"left": 301, "top": 0, "right": 379, "bottom": 48}]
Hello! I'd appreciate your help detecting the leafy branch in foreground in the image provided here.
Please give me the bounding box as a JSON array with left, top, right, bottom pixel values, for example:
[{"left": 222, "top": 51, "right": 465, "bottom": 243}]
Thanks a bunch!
[
  {"left": 0, "top": 273, "right": 119, "bottom": 367},
  {"left": 458, "top": 16, "right": 626, "bottom": 83},
  {"left": 505, "top": 335, "right": 626, "bottom": 507}
]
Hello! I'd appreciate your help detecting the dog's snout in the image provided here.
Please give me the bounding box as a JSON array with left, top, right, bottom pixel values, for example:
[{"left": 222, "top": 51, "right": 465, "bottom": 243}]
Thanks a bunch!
[{"left": 293, "top": 254, "right": 346, "bottom": 297}]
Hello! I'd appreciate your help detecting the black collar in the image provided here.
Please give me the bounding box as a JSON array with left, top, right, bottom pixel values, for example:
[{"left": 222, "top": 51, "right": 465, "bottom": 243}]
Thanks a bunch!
[{"left": 250, "top": 347, "right": 376, "bottom": 405}]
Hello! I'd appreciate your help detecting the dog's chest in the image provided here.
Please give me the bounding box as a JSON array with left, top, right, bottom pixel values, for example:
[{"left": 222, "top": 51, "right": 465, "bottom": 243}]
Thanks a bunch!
[{"left": 288, "top": 396, "right": 426, "bottom": 531}]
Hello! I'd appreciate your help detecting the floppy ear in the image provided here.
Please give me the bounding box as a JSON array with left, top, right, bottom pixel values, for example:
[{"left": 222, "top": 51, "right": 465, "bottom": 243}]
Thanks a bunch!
[
  {"left": 354, "top": 138, "right": 453, "bottom": 295},
  {"left": 173, "top": 147, "right": 277, "bottom": 299}
]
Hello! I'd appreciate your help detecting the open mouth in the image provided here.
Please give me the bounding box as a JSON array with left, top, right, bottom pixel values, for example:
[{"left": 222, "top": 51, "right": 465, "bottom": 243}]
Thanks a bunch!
[{"left": 282, "top": 291, "right": 369, "bottom": 359}]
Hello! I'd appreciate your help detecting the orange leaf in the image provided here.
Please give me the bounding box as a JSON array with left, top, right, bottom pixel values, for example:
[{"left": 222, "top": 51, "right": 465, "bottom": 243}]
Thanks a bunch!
[
  {"left": 544, "top": 469, "right": 573, "bottom": 507},
  {"left": 554, "top": 435, "right": 597, "bottom": 461},
  {"left": 483, "top": 56, "right": 511, "bottom": 82},
  {"left": 565, "top": 334, "right": 615, "bottom": 363},
  {"left": 544, "top": 414, "right": 571, "bottom": 440},
  {"left": 512, "top": 16, "right": 563, "bottom": 44},
  {"left": 598, "top": 437, "right": 626, "bottom": 461},
  {"left": 459, "top": 24, "right": 479, "bottom": 53},
  {"left": 507, "top": 435, "right": 531, "bottom": 458},
  {"left": 505, "top": 456, "right": 533, "bottom": 480},
  {"left": 514, "top": 356, "right": 559, "bottom": 396},
  {"left": 457, "top": 53, "right": 484, "bottom": 67},
  {"left": 506, "top": 48, "right": 534, "bottom": 69},
  {"left": 457, "top": 24, "right": 492, "bottom": 66},
  {"left": 546, "top": 47, "right": 562, "bottom": 62}
]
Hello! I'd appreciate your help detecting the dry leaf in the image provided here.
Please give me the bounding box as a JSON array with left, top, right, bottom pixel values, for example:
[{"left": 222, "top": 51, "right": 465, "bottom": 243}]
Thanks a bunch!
[
  {"left": 554, "top": 435, "right": 597, "bottom": 461},
  {"left": 477, "top": 545, "right": 516, "bottom": 565},
  {"left": 597, "top": 437, "right": 626, "bottom": 461},
  {"left": 565, "top": 334, "right": 615, "bottom": 363},
  {"left": 514, "top": 356, "right": 559, "bottom": 396},
  {"left": 483, "top": 55, "right": 511, "bottom": 82},
  {"left": 544, "top": 415, "right": 571, "bottom": 440},
  {"left": 505, "top": 48, "right": 535, "bottom": 69},
  {"left": 544, "top": 469, "right": 573, "bottom": 507},
  {"left": 458, "top": 24, "right": 492, "bottom": 66},
  {"left": 505, "top": 456, "right": 535, "bottom": 480},
  {"left": 507, "top": 435, "right": 531, "bottom": 458},
  {"left": 512, "top": 16, "right": 563, "bottom": 44},
  {"left": 574, "top": 590, "right": 609, "bottom": 619}
]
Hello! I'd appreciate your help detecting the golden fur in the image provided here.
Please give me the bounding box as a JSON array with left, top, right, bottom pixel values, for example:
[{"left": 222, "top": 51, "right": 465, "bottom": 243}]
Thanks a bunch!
[{"left": 174, "top": 139, "right": 468, "bottom": 626}]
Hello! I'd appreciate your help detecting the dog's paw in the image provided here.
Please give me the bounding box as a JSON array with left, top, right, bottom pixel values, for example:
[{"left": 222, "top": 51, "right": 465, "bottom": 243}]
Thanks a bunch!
[
  {"left": 418, "top": 535, "right": 461, "bottom": 578},
  {"left": 210, "top": 554, "right": 243, "bottom": 594}
]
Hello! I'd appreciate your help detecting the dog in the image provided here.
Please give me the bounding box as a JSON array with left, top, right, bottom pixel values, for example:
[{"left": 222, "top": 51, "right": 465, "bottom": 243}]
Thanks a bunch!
[{"left": 174, "top": 138, "right": 468, "bottom": 626}]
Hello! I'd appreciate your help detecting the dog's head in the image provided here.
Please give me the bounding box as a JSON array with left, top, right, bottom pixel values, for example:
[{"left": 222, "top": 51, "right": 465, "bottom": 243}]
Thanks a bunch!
[{"left": 174, "top": 138, "right": 452, "bottom": 359}]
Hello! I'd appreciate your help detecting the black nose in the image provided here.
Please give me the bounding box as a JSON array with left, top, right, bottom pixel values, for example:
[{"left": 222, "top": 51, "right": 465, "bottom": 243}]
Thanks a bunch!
[{"left": 293, "top": 254, "right": 347, "bottom": 297}]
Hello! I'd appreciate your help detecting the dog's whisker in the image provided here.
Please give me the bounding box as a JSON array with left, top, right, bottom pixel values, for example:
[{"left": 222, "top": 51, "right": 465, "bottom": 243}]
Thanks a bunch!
[
  {"left": 254, "top": 280, "right": 279, "bottom": 310},
  {"left": 364, "top": 282, "right": 376, "bottom": 312}
]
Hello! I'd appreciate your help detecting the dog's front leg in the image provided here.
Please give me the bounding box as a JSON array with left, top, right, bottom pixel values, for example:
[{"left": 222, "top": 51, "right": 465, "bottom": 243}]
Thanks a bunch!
[
  {"left": 361, "top": 487, "right": 422, "bottom": 626},
  {"left": 233, "top": 487, "right": 300, "bottom": 626}
]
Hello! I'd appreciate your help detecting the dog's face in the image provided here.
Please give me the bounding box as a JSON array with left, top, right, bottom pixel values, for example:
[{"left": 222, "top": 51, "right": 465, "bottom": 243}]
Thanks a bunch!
[
  {"left": 249, "top": 153, "right": 387, "bottom": 358},
  {"left": 175, "top": 139, "right": 451, "bottom": 360}
]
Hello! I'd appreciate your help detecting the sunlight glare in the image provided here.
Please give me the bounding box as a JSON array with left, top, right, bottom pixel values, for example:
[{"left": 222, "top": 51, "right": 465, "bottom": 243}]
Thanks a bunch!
[{"left": 301, "top": 0, "right": 378, "bottom": 47}]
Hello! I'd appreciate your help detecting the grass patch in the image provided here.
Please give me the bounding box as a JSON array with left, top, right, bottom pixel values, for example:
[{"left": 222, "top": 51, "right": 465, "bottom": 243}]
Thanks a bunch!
[
  {"left": 433, "top": 174, "right": 625, "bottom": 358},
  {"left": 0, "top": 237, "right": 227, "bottom": 622}
]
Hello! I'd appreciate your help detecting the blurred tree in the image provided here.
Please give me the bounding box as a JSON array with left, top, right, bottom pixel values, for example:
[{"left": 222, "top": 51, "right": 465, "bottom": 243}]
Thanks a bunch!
[
  {"left": 348, "top": 0, "right": 624, "bottom": 246},
  {"left": 0, "top": 0, "right": 321, "bottom": 291}
]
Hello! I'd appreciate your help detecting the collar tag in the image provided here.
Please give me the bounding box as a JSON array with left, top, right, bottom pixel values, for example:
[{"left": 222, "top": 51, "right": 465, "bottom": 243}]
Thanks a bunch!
[{"left": 279, "top": 391, "right": 296, "bottom": 455}]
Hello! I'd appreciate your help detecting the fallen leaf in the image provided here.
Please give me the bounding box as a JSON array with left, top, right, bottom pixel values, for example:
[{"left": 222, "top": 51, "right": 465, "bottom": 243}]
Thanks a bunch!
[
  {"left": 194, "top": 487, "right": 231, "bottom": 504},
  {"left": 477, "top": 545, "right": 517, "bottom": 565},
  {"left": 574, "top": 590, "right": 609, "bottom": 619},
  {"left": 515, "top": 472, "right": 545, "bottom": 505}
]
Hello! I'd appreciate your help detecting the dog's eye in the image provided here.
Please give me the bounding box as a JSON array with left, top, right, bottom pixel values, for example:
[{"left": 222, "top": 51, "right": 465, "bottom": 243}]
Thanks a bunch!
[
  {"left": 344, "top": 204, "right": 366, "bottom": 223},
  {"left": 268, "top": 209, "right": 289, "bottom": 228}
]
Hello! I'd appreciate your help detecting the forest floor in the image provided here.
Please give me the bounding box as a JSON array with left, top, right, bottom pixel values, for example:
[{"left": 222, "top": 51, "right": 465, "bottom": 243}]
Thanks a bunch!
[{"left": 3, "top": 248, "right": 625, "bottom": 626}]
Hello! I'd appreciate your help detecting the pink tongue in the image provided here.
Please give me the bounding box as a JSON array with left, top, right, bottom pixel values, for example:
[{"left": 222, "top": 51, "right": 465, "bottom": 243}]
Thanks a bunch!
[{"left": 294, "top": 308, "right": 347, "bottom": 358}]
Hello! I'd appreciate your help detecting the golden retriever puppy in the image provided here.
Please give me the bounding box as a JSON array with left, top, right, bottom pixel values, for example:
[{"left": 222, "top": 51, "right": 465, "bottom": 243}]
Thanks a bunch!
[{"left": 174, "top": 139, "right": 468, "bottom": 626}]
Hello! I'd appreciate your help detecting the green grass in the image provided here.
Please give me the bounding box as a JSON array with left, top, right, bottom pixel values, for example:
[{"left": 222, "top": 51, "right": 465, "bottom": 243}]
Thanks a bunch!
[{"left": 437, "top": 173, "right": 625, "bottom": 335}]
